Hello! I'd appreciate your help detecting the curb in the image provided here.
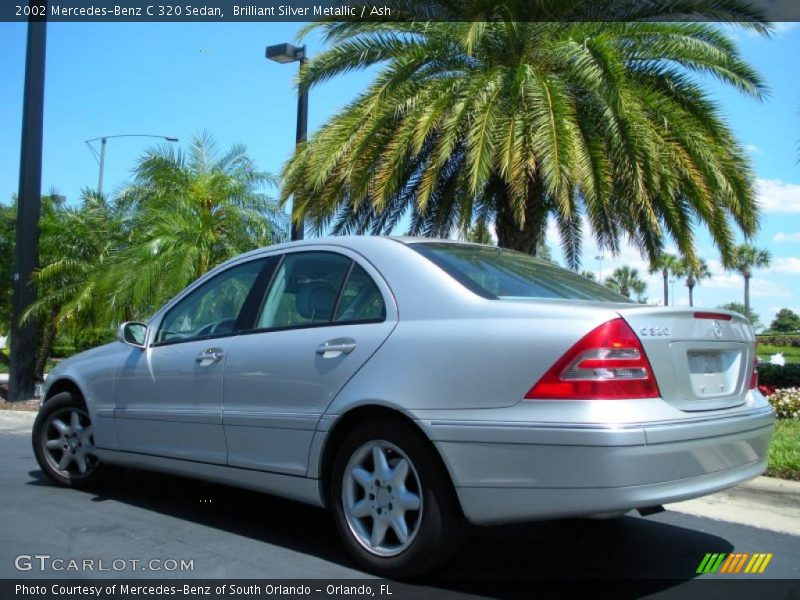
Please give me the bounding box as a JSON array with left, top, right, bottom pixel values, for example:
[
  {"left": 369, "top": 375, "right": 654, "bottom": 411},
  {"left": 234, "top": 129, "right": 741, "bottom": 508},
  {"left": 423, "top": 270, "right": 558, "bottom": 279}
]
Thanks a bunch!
[
  {"left": 0, "top": 409, "right": 36, "bottom": 435},
  {"left": 666, "top": 476, "right": 800, "bottom": 536}
]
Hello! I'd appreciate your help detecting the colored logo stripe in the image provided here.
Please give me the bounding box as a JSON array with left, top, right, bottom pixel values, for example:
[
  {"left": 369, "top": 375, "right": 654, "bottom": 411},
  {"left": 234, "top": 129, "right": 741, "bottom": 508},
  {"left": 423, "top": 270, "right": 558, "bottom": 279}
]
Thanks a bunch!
[{"left": 697, "top": 553, "right": 773, "bottom": 574}]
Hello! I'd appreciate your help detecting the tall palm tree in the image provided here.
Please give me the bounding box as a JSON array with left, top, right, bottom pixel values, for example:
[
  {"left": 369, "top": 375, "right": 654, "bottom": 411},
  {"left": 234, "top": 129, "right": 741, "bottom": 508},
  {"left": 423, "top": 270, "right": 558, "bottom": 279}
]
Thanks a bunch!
[
  {"left": 605, "top": 266, "right": 647, "bottom": 302},
  {"left": 682, "top": 257, "right": 711, "bottom": 307},
  {"left": 729, "top": 244, "right": 771, "bottom": 315},
  {"left": 282, "top": 2, "right": 768, "bottom": 268},
  {"left": 649, "top": 252, "right": 682, "bottom": 306},
  {"left": 102, "top": 133, "right": 287, "bottom": 321}
]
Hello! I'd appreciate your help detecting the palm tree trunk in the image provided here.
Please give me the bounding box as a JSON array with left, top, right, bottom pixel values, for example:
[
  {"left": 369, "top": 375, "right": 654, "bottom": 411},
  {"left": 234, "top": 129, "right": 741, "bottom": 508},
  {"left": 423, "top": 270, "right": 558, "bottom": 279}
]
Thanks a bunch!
[
  {"left": 688, "top": 284, "right": 694, "bottom": 307},
  {"left": 34, "top": 309, "right": 58, "bottom": 382},
  {"left": 744, "top": 275, "right": 750, "bottom": 315},
  {"left": 663, "top": 270, "right": 669, "bottom": 306},
  {"left": 494, "top": 176, "right": 548, "bottom": 255},
  {"left": 34, "top": 307, "right": 61, "bottom": 382}
]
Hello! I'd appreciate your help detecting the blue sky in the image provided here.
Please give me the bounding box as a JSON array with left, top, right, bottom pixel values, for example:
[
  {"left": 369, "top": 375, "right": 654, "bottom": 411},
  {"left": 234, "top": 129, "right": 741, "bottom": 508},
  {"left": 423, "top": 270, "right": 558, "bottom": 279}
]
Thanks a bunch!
[{"left": 1, "top": 22, "right": 799, "bottom": 327}]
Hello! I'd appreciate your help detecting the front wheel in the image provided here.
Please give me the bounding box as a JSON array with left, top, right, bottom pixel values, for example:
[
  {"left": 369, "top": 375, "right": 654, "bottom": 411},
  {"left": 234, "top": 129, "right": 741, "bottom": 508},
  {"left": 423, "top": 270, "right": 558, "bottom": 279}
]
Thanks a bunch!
[
  {"left": 32, "top": 392, "right": 112, "bottom": 488},
  {"left": 330, "top": 418, "right": 465, "bottom": 578}
]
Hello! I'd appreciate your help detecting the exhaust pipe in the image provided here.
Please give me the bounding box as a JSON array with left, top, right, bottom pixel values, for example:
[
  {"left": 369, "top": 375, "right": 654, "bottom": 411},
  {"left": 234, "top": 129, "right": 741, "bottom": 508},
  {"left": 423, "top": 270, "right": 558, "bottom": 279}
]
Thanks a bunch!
[{"left": 637, "top": 505, "right": 665, "bottom": 516}]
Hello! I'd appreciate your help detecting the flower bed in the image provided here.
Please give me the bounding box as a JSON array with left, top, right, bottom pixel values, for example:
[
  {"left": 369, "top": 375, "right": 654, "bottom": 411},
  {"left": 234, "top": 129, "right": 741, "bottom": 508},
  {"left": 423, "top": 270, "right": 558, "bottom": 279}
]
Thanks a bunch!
[{"left": 764, "top": 387, "right": 800, "bottom": 420}]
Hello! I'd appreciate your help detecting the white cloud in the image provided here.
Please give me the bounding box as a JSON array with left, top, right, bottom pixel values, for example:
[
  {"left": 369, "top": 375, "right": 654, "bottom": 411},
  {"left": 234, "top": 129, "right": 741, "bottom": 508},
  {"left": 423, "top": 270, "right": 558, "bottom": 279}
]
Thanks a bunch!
[
  {"left": 704, "top": 272, "right": 742, "bottom": 291},
  {"left": 756, "top": 179, "right": 800, "bottom": 213},
  {"left": 751, "top": 280, "right": 792, "bottom": 298},
  {"left": 772, "top": 22, "right": 800, "bottom": 36},
  {"left": 773, "top": 232, "right": 800, "bottom": 243},
  {"left": 770, "top": 257, "right": 800, "bottom": 274},
  {"left": 744, "top": 144, "right": 763, "bottom": 154}
]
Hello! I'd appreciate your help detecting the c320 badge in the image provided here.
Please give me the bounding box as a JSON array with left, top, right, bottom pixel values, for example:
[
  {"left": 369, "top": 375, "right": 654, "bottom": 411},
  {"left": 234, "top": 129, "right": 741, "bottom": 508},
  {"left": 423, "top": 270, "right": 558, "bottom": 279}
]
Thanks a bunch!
[{"left": 640, "top": 326, "right": 671, "bottom": 337}]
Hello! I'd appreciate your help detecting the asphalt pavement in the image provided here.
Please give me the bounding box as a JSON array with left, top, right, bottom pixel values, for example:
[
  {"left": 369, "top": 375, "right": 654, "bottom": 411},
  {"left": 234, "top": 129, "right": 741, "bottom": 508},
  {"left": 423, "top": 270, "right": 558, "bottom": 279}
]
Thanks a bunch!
[{"left": 1, "top": 410, "right": 799, "bottom": 594}]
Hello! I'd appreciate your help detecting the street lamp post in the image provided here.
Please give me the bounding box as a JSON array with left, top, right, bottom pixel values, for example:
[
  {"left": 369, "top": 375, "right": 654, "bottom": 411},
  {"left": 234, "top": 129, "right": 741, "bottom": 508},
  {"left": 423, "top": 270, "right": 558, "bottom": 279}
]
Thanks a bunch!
[
  {"left": 669, "top": 279, "right": 677, "bottom": 305},
  {"left": 266, "top": 42, "right": 308, "bottom": 241},
  {"left": 595, "top": 255, "right": 605, "bottom": 282},
  {"left": 85, "top": 134, "right": 179, "bottom": 196}
]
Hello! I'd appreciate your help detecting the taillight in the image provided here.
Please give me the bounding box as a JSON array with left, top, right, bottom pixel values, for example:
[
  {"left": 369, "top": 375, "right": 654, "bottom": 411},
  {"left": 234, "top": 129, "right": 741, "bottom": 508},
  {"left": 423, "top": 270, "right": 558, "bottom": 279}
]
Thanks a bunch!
[
  {"left": 749, "top": 344, "right": 759, "bottom": 390},
  {"left": 525, "top": 318, "right": 660, "bottom": 400}
]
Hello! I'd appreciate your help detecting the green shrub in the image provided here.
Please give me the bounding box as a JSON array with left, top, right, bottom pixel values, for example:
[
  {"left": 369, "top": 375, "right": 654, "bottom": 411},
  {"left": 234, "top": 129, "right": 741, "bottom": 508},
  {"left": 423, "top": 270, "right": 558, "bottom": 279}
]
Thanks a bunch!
[
  {"left": 756, "top": 334, "right": 800, "bottom": 348},
  {"left": 50, "top": 346, "right": 76, "bottom": 358},
  {"left": 758, "top": 363, "right": 800, "bottom": 388},
  {"left": 71, "top": 327, "right": 116, "bottom": 352},
  {"left": 766, "top": 388, "right": 800, "bottom": 420}
]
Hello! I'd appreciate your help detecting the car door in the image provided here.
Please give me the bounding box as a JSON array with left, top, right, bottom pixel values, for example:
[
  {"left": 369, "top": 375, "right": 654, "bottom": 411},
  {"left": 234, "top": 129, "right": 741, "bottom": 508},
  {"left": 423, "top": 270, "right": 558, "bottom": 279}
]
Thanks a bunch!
[
  {"left": 114, "top": 257, "right": 272, "bottom": 464},
  {"left": 222, "top": 248, "right": 397, "bottom": 475}
]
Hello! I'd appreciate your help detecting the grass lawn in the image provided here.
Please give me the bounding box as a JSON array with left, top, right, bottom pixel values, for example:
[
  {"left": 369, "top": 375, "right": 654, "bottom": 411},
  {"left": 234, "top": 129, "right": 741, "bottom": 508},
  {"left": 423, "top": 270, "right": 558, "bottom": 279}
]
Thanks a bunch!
[
  {"left": 758, "top": 344, "right": 800, "bottom": 364},
  {"left": 767, "top": 420, "right": 800, "bottom": 481}
]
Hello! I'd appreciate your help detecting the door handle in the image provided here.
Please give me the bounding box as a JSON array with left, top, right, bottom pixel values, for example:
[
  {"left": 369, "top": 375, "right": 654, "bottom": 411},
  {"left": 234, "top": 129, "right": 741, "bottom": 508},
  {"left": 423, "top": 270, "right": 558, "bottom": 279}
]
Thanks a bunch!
[
  {"left": 196, "top": 348, "right": 225, "bottom": 364},
  {"left": 316, "top": 338, "right": 357, "bottom": 358}
]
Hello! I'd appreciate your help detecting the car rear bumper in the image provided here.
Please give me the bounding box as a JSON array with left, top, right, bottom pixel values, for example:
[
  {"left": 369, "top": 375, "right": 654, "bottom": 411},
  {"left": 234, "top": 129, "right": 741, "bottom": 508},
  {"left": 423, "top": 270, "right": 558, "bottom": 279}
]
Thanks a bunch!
[{"left": 421, "top": 406, "right": 774, "bottom": 525}]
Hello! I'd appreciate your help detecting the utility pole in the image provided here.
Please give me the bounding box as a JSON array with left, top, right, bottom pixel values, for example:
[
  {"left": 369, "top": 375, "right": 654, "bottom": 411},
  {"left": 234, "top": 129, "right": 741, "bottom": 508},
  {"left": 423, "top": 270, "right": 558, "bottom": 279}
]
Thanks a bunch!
[
  {"left": 9, "top": 3, "right": 47, "bottom": 402},
  {"left": 97, "top": 137, "right": 107, "bottom": 195}
]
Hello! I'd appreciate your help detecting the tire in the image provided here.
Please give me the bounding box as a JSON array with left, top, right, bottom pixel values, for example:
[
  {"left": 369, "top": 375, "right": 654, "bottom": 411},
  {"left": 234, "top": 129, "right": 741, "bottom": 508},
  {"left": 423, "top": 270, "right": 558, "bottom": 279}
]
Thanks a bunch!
[
  {"left": 32, "top": 392, "right": 112, "bottom": 489},
  {"left": 330, "top": 418, "right": 465, "bottom": 578}
]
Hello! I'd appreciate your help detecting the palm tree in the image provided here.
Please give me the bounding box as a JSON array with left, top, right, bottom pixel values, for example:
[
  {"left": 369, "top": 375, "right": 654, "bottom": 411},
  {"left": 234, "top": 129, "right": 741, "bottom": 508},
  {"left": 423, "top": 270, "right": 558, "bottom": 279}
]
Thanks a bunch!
[
  {"left": 282, "top": 3, "right": 768, "bottom": 268},
  {"left": 649, "top": 252, "right": 682, "bottom": 307},
  {"left": 729, "top": 244, "right": 771, "bottom": 315},
  {"left": 102, "top": 133, "right": 287, "bottom": 321},
  {"left": 682, "top": 257, "right": 711, "bottom": 307},
  {"left": 23, "top": 192, "right": 122, "bottom": 379},
  {"left": 465, "top": 221, "right": 494, "bottom": 245},
  {"left": 605, "top": 266, "right": 647, "bottom": 302},
  {"left": 580, "top": 270, "right": 596, "bottom": 281}
]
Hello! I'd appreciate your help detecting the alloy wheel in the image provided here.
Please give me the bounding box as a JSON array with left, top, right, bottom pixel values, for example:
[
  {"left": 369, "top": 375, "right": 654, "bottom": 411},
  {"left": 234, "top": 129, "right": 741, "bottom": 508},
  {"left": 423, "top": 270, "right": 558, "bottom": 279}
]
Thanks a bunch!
[
  {"left": 40, "top": 407, "right": 99, "bottom": 478},
  {"left": 342, "top": 440, "right": 423, "bottom": 557}
]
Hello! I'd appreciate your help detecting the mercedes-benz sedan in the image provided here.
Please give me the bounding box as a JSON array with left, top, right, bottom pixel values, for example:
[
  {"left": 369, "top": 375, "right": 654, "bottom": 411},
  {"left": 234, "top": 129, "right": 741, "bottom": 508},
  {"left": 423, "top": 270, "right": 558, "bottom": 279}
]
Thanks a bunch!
[{"left": 34, "top": 236, "right": 774, "bottom": 576}]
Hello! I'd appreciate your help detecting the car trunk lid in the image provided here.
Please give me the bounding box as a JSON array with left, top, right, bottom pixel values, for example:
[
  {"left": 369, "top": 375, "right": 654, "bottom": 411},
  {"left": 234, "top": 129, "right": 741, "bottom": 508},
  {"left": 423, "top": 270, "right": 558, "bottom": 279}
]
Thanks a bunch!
[{"left": 616, "top": 307, "right": 756, "bottom": 411}]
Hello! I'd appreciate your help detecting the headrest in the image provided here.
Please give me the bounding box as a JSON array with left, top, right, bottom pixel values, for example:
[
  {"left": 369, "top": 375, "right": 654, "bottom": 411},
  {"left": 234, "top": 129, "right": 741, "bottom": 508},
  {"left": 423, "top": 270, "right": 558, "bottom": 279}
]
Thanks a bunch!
[{"left": 296, "top": 281, "right": 337, "bottom": 321}]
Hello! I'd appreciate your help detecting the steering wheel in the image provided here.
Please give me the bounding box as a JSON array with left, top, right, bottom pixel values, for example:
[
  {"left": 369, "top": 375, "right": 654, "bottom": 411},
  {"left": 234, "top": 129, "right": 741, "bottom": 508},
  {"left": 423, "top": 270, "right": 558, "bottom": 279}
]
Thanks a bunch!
[{"left": 195, "top": 318, "right": 237, "bottom": 338}]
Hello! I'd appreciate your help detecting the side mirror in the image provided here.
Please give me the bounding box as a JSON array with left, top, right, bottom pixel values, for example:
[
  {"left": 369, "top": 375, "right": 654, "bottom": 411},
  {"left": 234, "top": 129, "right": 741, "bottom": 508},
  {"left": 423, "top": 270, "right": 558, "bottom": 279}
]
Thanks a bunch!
[{"left": 117, "top": 322, "right": 148, "bottom": 348}]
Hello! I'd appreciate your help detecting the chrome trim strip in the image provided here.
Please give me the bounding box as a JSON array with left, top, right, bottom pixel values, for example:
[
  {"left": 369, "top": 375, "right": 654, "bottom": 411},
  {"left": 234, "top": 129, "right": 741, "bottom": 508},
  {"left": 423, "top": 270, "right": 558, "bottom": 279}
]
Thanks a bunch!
[{"left": 425, "top": 405, "right": 775, "bottom": 431}]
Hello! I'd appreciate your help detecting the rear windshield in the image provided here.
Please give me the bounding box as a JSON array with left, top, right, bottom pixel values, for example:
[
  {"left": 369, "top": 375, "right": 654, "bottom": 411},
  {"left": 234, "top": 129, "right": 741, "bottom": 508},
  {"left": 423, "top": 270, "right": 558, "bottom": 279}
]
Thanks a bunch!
[{"left": 411, "top": 242, "right": 632, "bottom": 303}]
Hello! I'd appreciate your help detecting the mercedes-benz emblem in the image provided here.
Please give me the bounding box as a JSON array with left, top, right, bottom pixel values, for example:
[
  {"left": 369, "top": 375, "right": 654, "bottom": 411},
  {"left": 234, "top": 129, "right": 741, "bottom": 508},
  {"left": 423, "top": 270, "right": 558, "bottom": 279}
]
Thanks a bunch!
[{"left": 712, "top": 320, "right": 722, "bottom": 338}]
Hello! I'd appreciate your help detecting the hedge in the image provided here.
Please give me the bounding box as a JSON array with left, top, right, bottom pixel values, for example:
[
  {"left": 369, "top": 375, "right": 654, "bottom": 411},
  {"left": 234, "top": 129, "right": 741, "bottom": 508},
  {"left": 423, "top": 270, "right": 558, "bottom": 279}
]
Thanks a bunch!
[
  {"left": 756, "top": 334, "right": 800, "bottom": 348},
  {"left": 758, "top": 363, "right": 800, "bottom": 388}
]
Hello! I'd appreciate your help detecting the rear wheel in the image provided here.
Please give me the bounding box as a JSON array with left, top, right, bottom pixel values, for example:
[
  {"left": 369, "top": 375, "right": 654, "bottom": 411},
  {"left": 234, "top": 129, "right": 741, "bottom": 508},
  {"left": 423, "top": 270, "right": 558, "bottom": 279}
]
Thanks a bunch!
[
  {"left": 32, "top": 392, "right": 112, "bottom": 488},
  {"left": 330, "top": 418, "right": 465, "bottom": 577}
]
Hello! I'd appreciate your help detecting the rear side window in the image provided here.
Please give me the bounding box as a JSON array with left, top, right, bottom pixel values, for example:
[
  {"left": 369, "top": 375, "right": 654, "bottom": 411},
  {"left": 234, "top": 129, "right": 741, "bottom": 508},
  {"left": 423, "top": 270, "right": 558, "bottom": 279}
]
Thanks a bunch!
[
  {"left": 257, "top": 252, "right": 351, "bottom": 329},
  {"left": 411, "top": 242, "right": 632, "bottom": 302},
  {"left": 335, "top": 264, "right": 386, "bottom": 322},
  {"left": 255, "top": 252, "right": 387, "bottom": 330}
]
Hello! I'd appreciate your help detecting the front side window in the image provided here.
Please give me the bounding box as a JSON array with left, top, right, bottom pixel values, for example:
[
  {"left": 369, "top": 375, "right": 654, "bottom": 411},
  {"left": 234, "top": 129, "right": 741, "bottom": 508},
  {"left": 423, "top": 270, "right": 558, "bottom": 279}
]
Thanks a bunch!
[
  {"left": 257, "top": 252, "right": 351, "bottom": 329},
  {"left": 411, "top": 242, "right": 632, "bottom": 302},
  {"left": 156, "top": 259, "right": 265, "bottom": 343}
]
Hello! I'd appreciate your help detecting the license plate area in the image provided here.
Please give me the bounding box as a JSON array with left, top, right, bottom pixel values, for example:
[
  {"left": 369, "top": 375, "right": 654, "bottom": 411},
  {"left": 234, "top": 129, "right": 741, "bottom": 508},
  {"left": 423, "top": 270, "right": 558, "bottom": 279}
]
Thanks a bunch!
[
  {"left": 669, "top": 342, "right": 749, "bottom": 408},
  {"left": 687, "top": 351, "right": 735, "bottom": 397}
]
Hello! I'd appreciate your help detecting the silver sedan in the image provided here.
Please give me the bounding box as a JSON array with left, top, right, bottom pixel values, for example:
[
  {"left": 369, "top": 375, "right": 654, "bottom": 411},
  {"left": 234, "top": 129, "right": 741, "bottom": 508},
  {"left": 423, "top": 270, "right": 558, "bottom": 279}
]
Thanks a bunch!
[{"left": 34, "top": 236, "right": 774, "bottom": 576}]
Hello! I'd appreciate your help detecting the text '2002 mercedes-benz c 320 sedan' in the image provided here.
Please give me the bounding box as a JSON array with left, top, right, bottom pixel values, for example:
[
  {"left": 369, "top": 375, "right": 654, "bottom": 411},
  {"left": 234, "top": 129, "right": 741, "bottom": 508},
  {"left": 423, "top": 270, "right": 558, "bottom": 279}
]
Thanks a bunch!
[{"left": 33, "top": 236, "right": 774, "bottom": 576}]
